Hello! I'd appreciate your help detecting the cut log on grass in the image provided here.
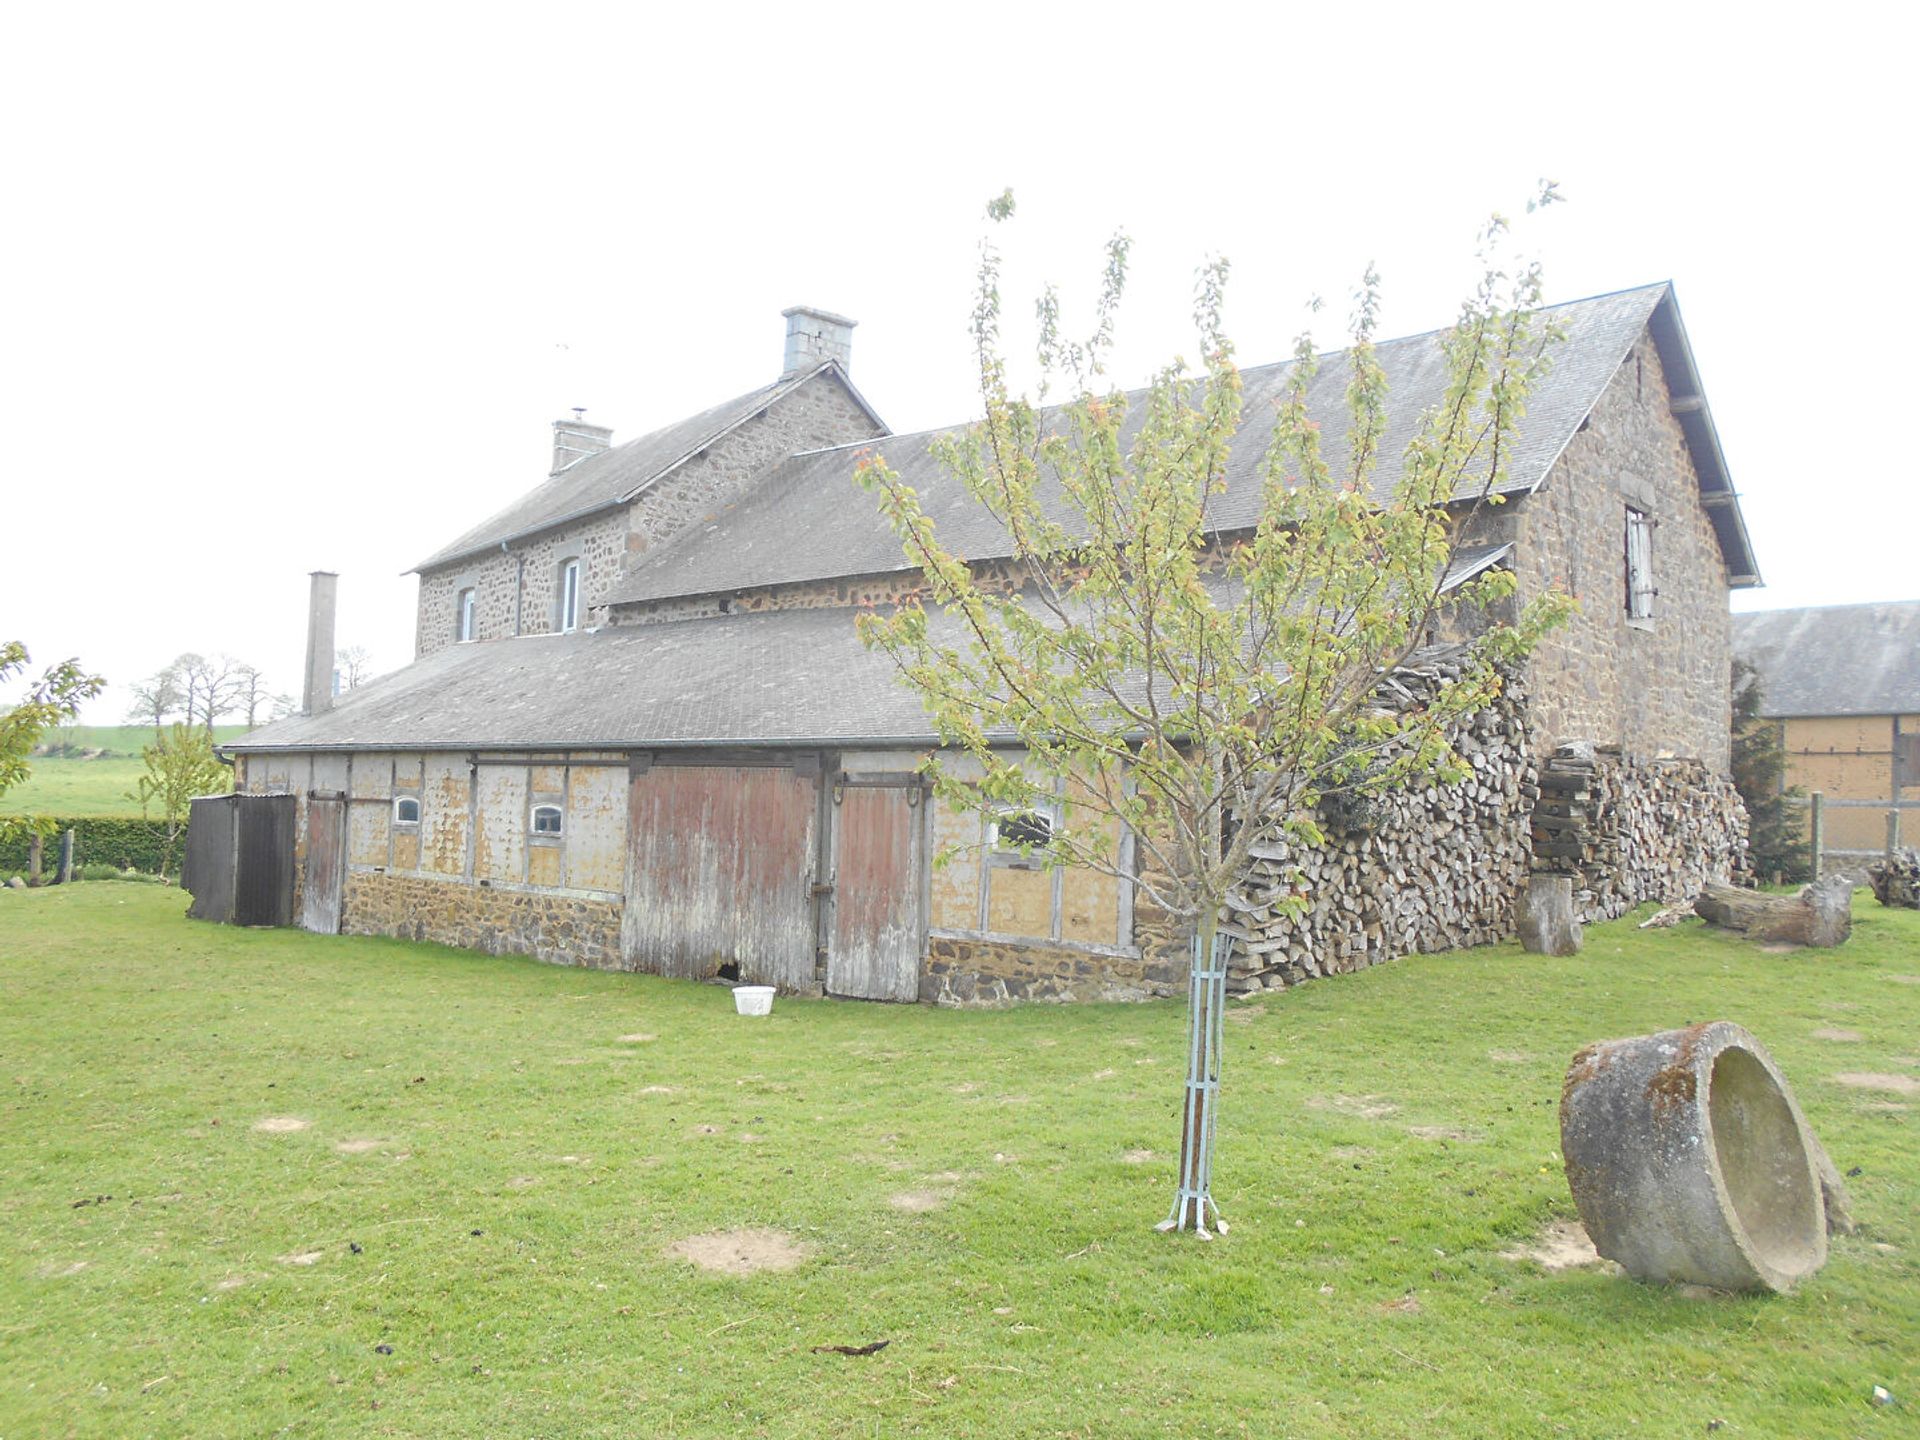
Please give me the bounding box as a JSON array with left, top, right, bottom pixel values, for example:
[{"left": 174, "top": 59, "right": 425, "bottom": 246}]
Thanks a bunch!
[
  {"left": 1693, "top": 876, "right": 1852, "bottom": 948},
  {"left": 1866, "top": 848, "right": 1920, "bottom": 910},
  {"left": 1516, "top": 875, "right": 1582, "bottom": 955}
]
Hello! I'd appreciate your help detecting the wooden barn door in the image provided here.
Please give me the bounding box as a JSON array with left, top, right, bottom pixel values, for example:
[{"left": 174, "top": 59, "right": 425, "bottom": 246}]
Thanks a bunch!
[
  {"left": 300, "top": 793, "right": 346, "bottom": 934},
  {"left": 622, "top": 763, "right": 818, "bottom": 991},
  {"left": 826, "top": 778, "right": 924, "bottom": 1002}
]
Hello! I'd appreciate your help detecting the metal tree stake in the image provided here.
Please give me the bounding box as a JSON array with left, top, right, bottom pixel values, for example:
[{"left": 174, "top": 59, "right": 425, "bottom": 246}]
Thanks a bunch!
[{"left": 1158, "top": 929, "right": 1232, "bottom": 1238}]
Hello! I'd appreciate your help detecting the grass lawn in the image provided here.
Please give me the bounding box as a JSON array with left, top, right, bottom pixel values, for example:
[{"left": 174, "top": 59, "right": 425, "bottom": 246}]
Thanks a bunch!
[
  {"left": 1, "top": 727, "right": 248, "bottom": 818},
  {"left": 2, "top": 887, "right": 1915, "bottom": 1438}
]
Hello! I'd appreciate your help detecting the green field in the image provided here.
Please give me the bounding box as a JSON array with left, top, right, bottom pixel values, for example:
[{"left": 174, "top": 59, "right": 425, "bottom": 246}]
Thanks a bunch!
[
  {"left": 1, "top": 726, "right": 247, "bottom": 817},
  {"left": 2, "top": 886, "right": 1914, "bottom": 1438}
]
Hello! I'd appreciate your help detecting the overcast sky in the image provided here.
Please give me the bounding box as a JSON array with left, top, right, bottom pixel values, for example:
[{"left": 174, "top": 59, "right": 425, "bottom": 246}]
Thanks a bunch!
[{"left": 3, "top": 3, "right": 1912, "bottom": 724}]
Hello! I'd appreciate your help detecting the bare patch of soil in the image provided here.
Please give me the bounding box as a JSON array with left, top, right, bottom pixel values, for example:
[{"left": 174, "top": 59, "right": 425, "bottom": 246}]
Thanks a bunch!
[
  {"left": 1886, "top": 974, "right": 1920, "bottom": 985},
  {"left": 1329, "top": 1145, "right": 1373, "bottom": 1162},
  {"left": 37, "top": 1260, "right": 88, "bottom": 1278},
  {"left": 1760, "top": 942, "right": 1803, "bottom": 955},
  {"left": 1380, "top": 1293, "right": 1422, "bottom": 1314},
  {"left": 506, "top": 1175, "right": 539, "bottom": 1189},
  {"left": 667, "top": 1227, "right": 808, "bottom": 1276},
  {"left": 334, "top": 1138, "right": 383, "bottom": 1155},
  {"left": 252, "top": 1117, "right": 310, "bottom": 1134},
  {"left": 1487, "top": 1049, "right": 1532, "bottom": 1064},
  {"left": 1835, "top": 1072, "right": 1920, "bottom": 1096},
  {"left": 1501, "top": 1219, "right": 1603, "bottom": 1271},
  {"left": 951, "top": 1082, "right": 978, "bottom": 1095},
  {"left": 277, "top": 1249, "right": 324, "bottom": 1266},
  {"left": 617, "top": 1033, "right": 657, "bottom": 1044},
  {"left": 214, "top": 1274, "right": 249, "bottom": 1291},
  {"left": 1812, "top": 1028, "right": 1863, "bottom": 1043},
  {"left": 637, "top": 1085, "right": 677, "bottom": 1096},
  {"left": 554, "top": 1057, "right": 595, "bottom": 1067},
  {"left": 1121, "top": 1148, "right": 1156, "bottom": 1165},
  {"left": 1308, "top": 1094, "right": 1399, "bottom": 1120},
  {"left": 1090, "top": 1068, "right": 1117, "bottom": 1081},
  {"left": 1408, "top": 1125, "right": 1480, "bottom": 1142},
  {"left": 889, "top": 1190, "right": 946, "bottom": 1213},
  {"left": 692, "top": 1124, "right": 721, "bottom": 1136}
]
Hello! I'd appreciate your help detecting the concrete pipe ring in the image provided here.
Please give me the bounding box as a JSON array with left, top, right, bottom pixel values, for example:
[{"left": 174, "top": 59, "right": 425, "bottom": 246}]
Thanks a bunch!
[{"left": 1559, "top": 1021, "right": 1827, "bottom": 1293}]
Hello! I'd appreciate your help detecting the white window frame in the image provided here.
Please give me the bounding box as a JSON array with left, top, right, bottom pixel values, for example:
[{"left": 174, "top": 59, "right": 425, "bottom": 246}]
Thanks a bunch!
[
  {"left": 456, "top": 587, "right": 477, "bottom": 642},
  {"left": 557, "top": 558, "right": 581, "bottom": 634},
  {"left": 987, "top": 805, "right": 1056, "bottom": 863},
  {"left": 392, "top": 795, "right": 421, "bottom": 826},
  {"left": 1625, "top": 507, "right": 1655, "bottom": 622},
  {"left": 530, "top": 803, "right": 564, "bottom": 837}
]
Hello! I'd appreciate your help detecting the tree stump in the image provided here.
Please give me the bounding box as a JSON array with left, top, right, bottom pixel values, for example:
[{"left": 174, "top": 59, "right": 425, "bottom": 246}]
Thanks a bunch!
[
  {"left": 1515, "top": 874, "right": 1582, "bottom": 955},
  {"left": 1866, "top": 848, "right": 1920, "bottom": 909},
  {"left": 1694, "top": 875, "right": 1852, "bottom": 948}
]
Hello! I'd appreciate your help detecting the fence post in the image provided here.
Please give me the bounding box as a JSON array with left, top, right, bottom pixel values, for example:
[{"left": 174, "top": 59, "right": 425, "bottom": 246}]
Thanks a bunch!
[
  {"left": 27, "top": 832, "right": 43, "bottom": 887},
  {"left": 1889, "top": 808, "right": 1903, "bottom": 861},
  {"left": 1809, "top": 791, "right": 1824, "bottom": 882},
  {"left": 57, "top": 829, "right": 74, "bottom": 885}
]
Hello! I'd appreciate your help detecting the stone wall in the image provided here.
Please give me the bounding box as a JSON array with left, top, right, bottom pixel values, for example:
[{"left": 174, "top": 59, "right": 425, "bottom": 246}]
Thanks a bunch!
[
  {"left": 921, "top": 935, "right": 1186, "bottom": 1006},
  {"left": 1514, "top": 331, "right": 1735, "bottom": 770},
  {"left": 415, "top": 369, "right": 882, "bottom": 657},
  {"left": 343, "top": 869, "right": 624, "bottom": 969}
]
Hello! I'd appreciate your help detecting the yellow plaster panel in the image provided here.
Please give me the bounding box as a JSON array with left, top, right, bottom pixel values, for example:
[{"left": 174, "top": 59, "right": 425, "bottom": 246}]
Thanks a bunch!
[
  {"left": 420, "top": 754, "right": 470, "bottom": 877},
  {"left": 350, "top": 754, "right": 390, "bottom": 799},
  {"left": 474, "top": 766, "right": 528, "bottom": 883},
  {"left": 1061, "top": 865, "right": 1120, "bottom": 945},
  {"left": 349, "top": 798, "right": 389, "bottom": 867},
  {"left": 1791, "top": 751, "right": 1893, "bottom": 804},
  {"left": 392, "top": 830, "right": 420, "bottom": 870},
  {"left": 1786, "top": 715, "right": 1892, "bottom": 755},
  {"left": 532, "top": 765, "right": 566, "bottom": 794},
  {"left": 528, "top": 844, "right": 562, "bottom": 887},
  {"left": 929, "top": 796, "right": 983, "bottom": 929},
  {"left": 565, "top": 765, "right": 627, "bottom": 893},
  {"left": 986, "top": 865, "right": 1054, "bottom": 939}
]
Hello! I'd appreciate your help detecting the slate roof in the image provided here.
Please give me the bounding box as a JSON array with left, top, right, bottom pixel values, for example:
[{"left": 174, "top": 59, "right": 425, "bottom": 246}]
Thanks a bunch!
[
  {"left": 412, "top": 363, "right": 879, "bottom": 573},
  {"left": 228, "top": 608, "right": 949, "bottom": 752},
  {"left": 609, "top": 283, "right": 1758, "bottom": 608},
  {"left": 1733, "top": 601, "right": 1920, "bottom": 718}
]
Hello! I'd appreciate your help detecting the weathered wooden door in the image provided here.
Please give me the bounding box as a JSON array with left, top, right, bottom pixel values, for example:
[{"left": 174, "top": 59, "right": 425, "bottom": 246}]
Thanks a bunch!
[
  {"left": 826, "top": 780, "right": 924, "bottom": 1002},
  {"left": 622, "top": 764, "right": 817, "bottom": 990},
  {"left": 300, "top": 793, "right": 346, "bottom": 935}
]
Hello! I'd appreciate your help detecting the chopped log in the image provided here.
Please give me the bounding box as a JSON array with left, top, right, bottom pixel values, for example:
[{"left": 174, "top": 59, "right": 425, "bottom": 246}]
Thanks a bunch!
[
  {"left": 1866, "top": 848, "right": 1920, "bottom": 909},
  {"left": 1515, "top": 875, "right": 1582, "bottom": 955},
  {"left": 1694, "top": 877, "right": 1852, "bottom": 948}
]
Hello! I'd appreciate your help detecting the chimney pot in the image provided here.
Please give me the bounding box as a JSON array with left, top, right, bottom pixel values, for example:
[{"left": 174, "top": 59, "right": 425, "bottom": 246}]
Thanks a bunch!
[
  {"left": 781, "top": 305, "right": 856, "bottom": 377},
  {"left": 303, "top": 571, "right": 338, "bottom": 716}
]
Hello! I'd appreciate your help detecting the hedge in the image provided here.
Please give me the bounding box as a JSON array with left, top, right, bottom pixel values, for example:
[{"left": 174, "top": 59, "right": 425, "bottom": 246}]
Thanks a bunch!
[{"left": 0, "top": 817, "right": 174, "bottom": 874}]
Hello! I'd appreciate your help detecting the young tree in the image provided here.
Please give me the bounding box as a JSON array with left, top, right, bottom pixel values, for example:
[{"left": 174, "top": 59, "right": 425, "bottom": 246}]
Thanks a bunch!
[
  {"left": 1731, "top": 659, "right": 1808, "bottom": 884},
  {"left": 127, "top": 722, "right": 232, "bottom": 877},
  {"left": 1, "top": 642, "right": 106, "bottom": 844},
  {"left": 855, "top": 193, "right": 1574, "bottom": 1236}
]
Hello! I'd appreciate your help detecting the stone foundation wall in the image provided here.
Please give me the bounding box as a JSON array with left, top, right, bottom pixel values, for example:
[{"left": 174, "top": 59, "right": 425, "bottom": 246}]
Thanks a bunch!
[
  {"left": 921, "top": 935, "right": 1186, "bottom": 1007},
  {"left": 343, "top": 870, "right": 623, "bottom": 969}
]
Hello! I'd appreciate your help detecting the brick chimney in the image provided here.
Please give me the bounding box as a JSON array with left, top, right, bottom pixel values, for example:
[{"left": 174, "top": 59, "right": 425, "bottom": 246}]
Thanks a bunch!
[
  {"left": 303, "top": 570, "right": 337, "bottom": 716},
  {"left": 781, "top": 306, "right": 856, "bottom": 376},
  {"left": 551, "top": 408, "right": 613, "bottom": 475}
]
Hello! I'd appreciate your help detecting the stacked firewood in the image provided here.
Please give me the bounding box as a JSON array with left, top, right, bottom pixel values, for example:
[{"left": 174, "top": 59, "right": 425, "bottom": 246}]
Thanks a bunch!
[
  {"left": 1532, "top": 745, "right": 1749, "bottom": 920},
  {"left": 1224, "top": 652, "right": 1536, "bottom": 992},
  {"left": 1867, "top": 848, "right": 1920, "bottom": 909}
]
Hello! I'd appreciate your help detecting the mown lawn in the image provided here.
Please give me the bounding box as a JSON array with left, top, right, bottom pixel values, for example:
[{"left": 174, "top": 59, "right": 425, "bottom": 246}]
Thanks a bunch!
[{"left": 1, "top": 886, "right": 1914, "bottom": 1438}]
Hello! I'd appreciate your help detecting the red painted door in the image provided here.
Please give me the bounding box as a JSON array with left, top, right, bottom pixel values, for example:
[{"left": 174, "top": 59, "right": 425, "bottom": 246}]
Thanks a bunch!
[{"left": 827, "top": 781, "right": 923, "bottom": 1002}]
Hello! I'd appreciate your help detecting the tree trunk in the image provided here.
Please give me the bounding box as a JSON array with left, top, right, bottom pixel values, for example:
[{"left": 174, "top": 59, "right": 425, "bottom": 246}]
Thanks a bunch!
[
  {"left": 1515, "top": 874, "right": 1582, "bottom": 955},
  {"left": 1694, "top": 876, "right": 1852, "bottom": 948},
  {"left": 1158, "top": 916, "right": 1231, "bottom": 1238}
]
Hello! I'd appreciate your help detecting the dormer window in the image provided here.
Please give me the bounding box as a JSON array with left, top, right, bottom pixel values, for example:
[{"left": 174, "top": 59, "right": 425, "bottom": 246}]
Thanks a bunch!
[
  {"left": 556, "top": 558, "right": 581, "bottom": 633},
  {"left": 456, "top": 588, "right": 477, "bottom": 642}
]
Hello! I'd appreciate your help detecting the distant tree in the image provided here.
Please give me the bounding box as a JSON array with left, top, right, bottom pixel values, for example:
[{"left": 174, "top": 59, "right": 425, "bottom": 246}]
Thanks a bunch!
[
  {"left": 337, "top": 645, "right": 372, "bottom": 691},
  {"left": 1732, "top": 659, "right": 1809, "bottom": 884},
  {"left": 127, "top": 663, "right": 186, "bottom": 734},
  {"left": 1, "top": 641, "right": 106, "bottom": 843},
  {"left": 170, "top": 653, "right": 248, "bottom": 731},
  {"left": 127, "top": 722, "right": 232, "bottom": 877},
  {"left": 234, "top": 665, "right": 276, "bottom": 727},
  {"left": 856, "top": 190, "right": 1572, "bottom": 1236}
]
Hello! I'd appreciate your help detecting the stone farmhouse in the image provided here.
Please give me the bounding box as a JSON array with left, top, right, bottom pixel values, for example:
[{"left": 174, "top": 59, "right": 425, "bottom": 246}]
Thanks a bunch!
[
  {"left": 1734, "top": 601, "right": 1920, "bottom": 856},
  {"left": 222, "top": 286, "right": 1760, "bottom": 1003}
]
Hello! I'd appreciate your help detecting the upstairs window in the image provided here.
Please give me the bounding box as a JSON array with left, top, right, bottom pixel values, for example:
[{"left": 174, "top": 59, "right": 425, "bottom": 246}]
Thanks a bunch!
[
  {"left": 393, "top": 796, "right": 421, "bottom": 826},
  {"left": 456, "top": 587, "right": 477, "bottom": 642},
  {"left": 1625, "top": 507, "right": 1655, "bottom": 621},
  {"left": 530, "top": 804, "right": 564, "bottom": 836},
  {"left": 557, "top": 558, "right": 581, "bottom": 633}
]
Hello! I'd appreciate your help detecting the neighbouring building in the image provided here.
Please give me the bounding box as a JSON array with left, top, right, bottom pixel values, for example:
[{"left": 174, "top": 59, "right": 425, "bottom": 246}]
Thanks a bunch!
[
  {"left": 217, "top": 285, "right": 1760, "bottom": 1003},
  {"left": 1734, "top": 600, "right": 1920, "bottom": 855}
]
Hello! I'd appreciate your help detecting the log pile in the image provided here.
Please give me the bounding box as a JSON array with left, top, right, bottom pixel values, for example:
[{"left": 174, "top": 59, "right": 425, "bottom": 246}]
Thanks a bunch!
[
  {"left": 1224, "top": 651, "right": 1536, "bottom": 992},
  {"left": 1867, "top": 848, "right": 1920, "bottom": 909},
  {"left": 1531, "top": 745, "right": 1748, "bottom": 921}
]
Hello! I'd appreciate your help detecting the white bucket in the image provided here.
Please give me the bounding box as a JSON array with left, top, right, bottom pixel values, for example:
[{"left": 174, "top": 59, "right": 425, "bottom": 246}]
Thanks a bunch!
[{"left": 732, "top": 985, "right": 776, "bottom": 1017}]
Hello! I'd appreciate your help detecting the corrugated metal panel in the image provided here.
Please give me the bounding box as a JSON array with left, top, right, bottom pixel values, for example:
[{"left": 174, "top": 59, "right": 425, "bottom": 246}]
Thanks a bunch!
[
  {"left": 826, "top": 782, "right": 923, "bottom": 1002},
  {"left": 234, "top": 794, "right": 295, "bottom": 927},
  {"left": 621, "top": 765, "right": 817, "bottom": 990},
  {"left": 184, "top": 795, "right": 236, "bottom": 922}
]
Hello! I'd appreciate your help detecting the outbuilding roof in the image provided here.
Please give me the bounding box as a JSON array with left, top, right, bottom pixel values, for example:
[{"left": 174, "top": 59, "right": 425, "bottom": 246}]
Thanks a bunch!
[
  {"left": 608, "top": 283, "right": 1758, "bottom": 608},
  {"left": 1732, "top": 601, "right": 1920, "bottom": 718},
  {"left": 412, "top": 362, "right": 883, "bottom": 573}
]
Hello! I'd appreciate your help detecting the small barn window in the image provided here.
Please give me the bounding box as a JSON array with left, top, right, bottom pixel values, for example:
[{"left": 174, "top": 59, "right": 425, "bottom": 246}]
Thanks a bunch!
[
  {"left": 990, "top": 807, "right": 1054, "bottom": 853},
  {"left": 530, "top": 804, "right": 563, "bottom": 836},
  {"left": 1624, "top": 507, "right": 1655, "bottom": 621},
  {"left": 556, "top": 558, "right": 581, "bottom": 633},
  {"left": 456, "top": 587, "right": 477, "bottom": 642},
  {"left": 393, "top": 795, "right": 420, "bottom": 826}
]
